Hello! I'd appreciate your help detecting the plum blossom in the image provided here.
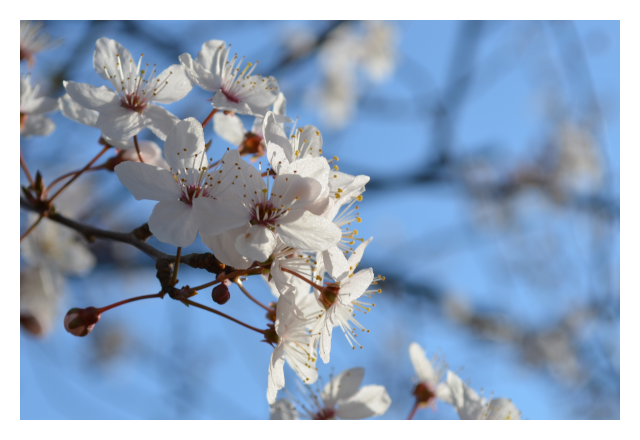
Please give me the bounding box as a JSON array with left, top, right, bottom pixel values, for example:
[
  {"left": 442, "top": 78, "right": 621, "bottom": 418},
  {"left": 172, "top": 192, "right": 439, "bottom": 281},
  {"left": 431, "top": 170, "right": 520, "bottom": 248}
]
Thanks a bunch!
[
  {"left": 266, "top": 289, "right": 318, "bottom": 404},
  {"left": 59, "top": 94, "right": 169, "bottom": 169},
  {"left": 180, "top": 40, "right": 284, "bottom": 118},
  {"left": 21, "top": 21, "right": 59, "bottom": 65},
  {"left": 115, "top": 118, "right": 241, "bottom": 247},
  {"left": 64, "top": 38, "right": 192, "bottom": 141},
  {"left": 270, "top": 367, "right": 391, "bottom": 420},
  {"left": 443, "top": 371, "right": 522, "bottom": 420},
  {"left": 197, "top": 157, "right": 341, "bottom": 264},
  {"left": 408, "top": 342, "right": 450, "bottom": 409},
  {"left": 311, "top": 239, "right": 380, "bottom": 363},
  {"left": 20, "top": 75, "right": 58, "bottom": 137},
  {"left": 214, "top": 93, "right": 287, "bottom": 160}
]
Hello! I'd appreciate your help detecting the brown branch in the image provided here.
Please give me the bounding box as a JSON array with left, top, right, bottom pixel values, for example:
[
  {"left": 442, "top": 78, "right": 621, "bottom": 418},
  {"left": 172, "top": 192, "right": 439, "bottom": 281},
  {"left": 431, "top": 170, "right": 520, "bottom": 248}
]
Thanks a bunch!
[{"left": 20, "top": 196, "right": 167, "bottom": 261}]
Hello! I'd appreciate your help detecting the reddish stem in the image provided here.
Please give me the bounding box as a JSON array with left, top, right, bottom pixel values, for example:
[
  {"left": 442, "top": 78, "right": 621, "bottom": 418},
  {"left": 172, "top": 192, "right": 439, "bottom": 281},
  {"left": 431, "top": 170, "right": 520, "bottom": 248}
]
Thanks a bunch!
[
  {"left": 20, "top": 150, "right": 35, "bottom": 187},
  {"left": 48, "top": 146, "right": 110, "bottom": 203},
  {"left": 407, "top": 401, "right": 420, "bottom": 420},
  {"left": 190, "top": 266, "right": 261, "bottom": 291},
  {"left": 234, "top": 278, "right": 272, "bottom": 312},
  {"left": 47, "top": 166, "right": 105, "bottom": 190},
  {"left": 98, "top": 292, "right": 165, "bottom": 313},
  {"left": 201, "top": 109, "right": 218, "bottom": 128},
  {"left": 281, "top": 267, "right": 326, "bottom": 292},
  {"left": 133, "top": 135, "right": 145, "bottom": 163},
  {"left": 182, "top": 298, "right": 265, "bottom": 334},
  {"left": 20, "top": 214, "right": 44, "bottom": 242}
]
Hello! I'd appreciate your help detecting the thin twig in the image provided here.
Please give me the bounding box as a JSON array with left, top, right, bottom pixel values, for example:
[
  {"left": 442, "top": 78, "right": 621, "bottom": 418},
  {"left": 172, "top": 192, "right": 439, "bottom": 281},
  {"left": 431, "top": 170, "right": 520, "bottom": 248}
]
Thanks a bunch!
[
  {"left": 20, "top": 150, "right": 35, "bottom": 187},
  {"left": 234, "top": 278, "right": 272, "bottom": 312},
  {"left": 20, "top": 197, "right": 167, "bottom": 261},
  {"left": 182, "top": 299, "right": 265, "bottom": 335},
  {"left": 48, "top": 146, "right": 110, "bottom": 203},
  {"left": 20, "top": 214, "right": 45, "bottom": 242}
]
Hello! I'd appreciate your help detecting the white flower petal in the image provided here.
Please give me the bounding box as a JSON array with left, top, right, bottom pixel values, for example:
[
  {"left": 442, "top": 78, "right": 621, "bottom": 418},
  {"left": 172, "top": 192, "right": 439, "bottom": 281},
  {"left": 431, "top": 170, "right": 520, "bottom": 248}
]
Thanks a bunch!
[
  {"left": 277, "top": 211, "right": 341, "bottom": 253},
  {"left": 263, "top": 111, "right": 293, "bottom": 162},
  {"left": 93, "top": 37, "right": 133, "bottom": 81},
  {"left": 211, "top": 91, "right": 253, "bottom": 114},
  {"left": 59, "top": 94, "right": 98, "bottom": 127},
  {"left": 192, "top": 197, "right": 250, "bottom": 237},
  {"left": 269, "top": 399, "right": 298, "bottom": 420},
  {"left": 213, "top": 112, "right": 246, "bottom": 146},
  {"left": 322, "top": 367, "right": 365, "bottom": 407},
  {"left": 323, "top": 246, "right": 350, "bottom": 281},
  {"left": 150, "top": 64, "right": 193, "bottom": 104},
  {"left": 179, "top": 40, "right": 226, "bottom": 91},
  {"left": 335, "top": 385, "right": 391, "bottom": 419},
  {"left": 148, "top": 200, "right": 199, "bottom": 247},
  {"left": 114, "top": 161, "right": 182, "bottom": 202},
  {"left": 22, "top": 95, "right": 58, "bottom": 115},
  {"left": 267, "top": 343, "right": 286, "bottom": 405},
  {"left": 234, "top": 225, "right": 277, "bottom": 262},
  {"left": 21, "top": 114, "right": 54, "bottom": 137},
  {"left": 64, "top": 81, "right": 119, "bottom": 111},
  {"left": 340, "top": 268, "right": 374, "bottom": 301},
  {"left": 96, "top": 105, "right": 147, "bottom": 140},
  {"left": 163, "top": 117, "right": 206, "bottom": 170},
  {"left": 409, "top": 342, "right": 438, "bottom": 385},
  {"left": 144, "top": 105, "right": 180, "bottom": 141},
  {"left": 201, "top": 227, "right": 253, "bottom": 270}
]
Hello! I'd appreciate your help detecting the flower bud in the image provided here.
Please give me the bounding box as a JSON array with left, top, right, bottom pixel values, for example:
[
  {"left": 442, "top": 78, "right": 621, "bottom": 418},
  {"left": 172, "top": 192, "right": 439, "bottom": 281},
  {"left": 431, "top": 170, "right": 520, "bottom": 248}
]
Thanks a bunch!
[
  {"left": 211, "top": 284, "right": 230, "bottom": 305},
  {"left": 64, "top": 307, "right": 101, "bottom": 337}
]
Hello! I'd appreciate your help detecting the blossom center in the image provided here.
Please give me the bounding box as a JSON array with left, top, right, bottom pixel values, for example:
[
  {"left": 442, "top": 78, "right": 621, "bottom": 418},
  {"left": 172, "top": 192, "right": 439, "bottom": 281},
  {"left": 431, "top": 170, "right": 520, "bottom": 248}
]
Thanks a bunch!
[
  {"left": 413, "top": 382, "right": 436, "bottom": 406},
  {"left": 312, "top": 407, "right": 336, "bottom": 420},
  {"left": 179, "top": 184, "right": 207, "bottom": 205},
  {"left": 250, "top": 199, "right": 283, "bottom": 226},
  {"left": 120, "top": 92, "right": 147, "bottom": 113}
]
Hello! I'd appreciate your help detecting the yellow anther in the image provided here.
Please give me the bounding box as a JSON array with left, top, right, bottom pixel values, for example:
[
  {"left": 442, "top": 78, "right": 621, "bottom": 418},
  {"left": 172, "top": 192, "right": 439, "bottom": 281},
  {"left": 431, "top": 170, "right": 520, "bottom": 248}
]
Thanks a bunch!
[{"left": 333, "top": 156, "right": 339, "bottom": 161}]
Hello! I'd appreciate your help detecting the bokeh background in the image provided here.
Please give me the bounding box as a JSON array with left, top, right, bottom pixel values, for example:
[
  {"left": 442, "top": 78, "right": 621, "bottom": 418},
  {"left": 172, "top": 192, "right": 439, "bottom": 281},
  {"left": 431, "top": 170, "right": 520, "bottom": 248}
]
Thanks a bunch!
[{"left": 20, "top": 20, "right": 620, "bottom": 420}]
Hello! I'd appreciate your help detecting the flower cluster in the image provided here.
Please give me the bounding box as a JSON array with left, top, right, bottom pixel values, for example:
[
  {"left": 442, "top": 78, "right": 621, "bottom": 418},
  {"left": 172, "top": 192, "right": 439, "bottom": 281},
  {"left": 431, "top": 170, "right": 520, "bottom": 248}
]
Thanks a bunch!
[
  {"left": 44, "top": 37, "right": 381, "bottom": 406},
  {"left": 20, "top": 29, "right": 523, "bottom": 420},
  {"left": 407, "top": 342, "right": 522, "bottom": 420}
]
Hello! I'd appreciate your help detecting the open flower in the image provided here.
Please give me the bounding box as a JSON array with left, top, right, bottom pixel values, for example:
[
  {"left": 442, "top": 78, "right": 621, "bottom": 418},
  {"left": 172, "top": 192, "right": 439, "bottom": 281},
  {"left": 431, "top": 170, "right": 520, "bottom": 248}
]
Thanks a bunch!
[
  {"left": 20, "top": 21, "right": 59, "bottom": 66},
  {"left": 196, "top": 158, "right": 341, "bottom": 263},
  {"left": 214, "top": 93, "right": 287, "bottom": 160},
  {"left": 443, "top": 371, "right": 522, "bottom": 420},
  {"left": 64, "top": 38, "right": 192, "bottom": 141},
  {"left": 20, "top": 75, "right": 58, "bottom": 137},
  {"left": 180, "top": 40, "right": 283, "bottom": 117},
  {"left": 270, "top": 367, "right": 391, "bottom": 420},
  {"left": 311, "top": 238, "right": 379, "bottom": 363},
  {"left": 408, "top": 342, "right": 449, "bottom": 410},
  {"left": 114, "top": 118, "right": 240, "bottom": 247},
  {"left": 266, "top": 289, "right": 318, "bottom": 404},
  {"left": 59, "top": 94, "right": 169, "bottom": 169}
]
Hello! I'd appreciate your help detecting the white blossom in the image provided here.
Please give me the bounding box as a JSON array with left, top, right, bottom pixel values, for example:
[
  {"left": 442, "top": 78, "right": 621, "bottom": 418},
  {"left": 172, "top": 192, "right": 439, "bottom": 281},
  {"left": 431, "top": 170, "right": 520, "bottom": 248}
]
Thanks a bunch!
[
  {"left": 115, "top": 118, "right": 240, "bottom": 247},
  {"left": 64, "top": 38, "right": 192, "bottom": 141},
  {"left": 311, "top": 238, "right": 380, "bottom": 363},
  {"left": 180, "top": 40, "right": 284, "bottom": 118},
  {"left": 267, "top": 289, "right": 318, "bottom": 404},
  {"left": 21, "top": 21, "right": 59, "bottom": 65},
  {"left": 197, "top": 156, "right": 341, "bottom": 263},
  {"left": 270, "top": 367, "right": 391, "bottom": 420},
  {"left": 408, "top": 342, "right": 450, "bottom": 409},
  {"left": 443, "top": 371, "right": 522, "bottom": 420},
  {"left": 20, "top": 75, "right": 58, "bottom": 137}
]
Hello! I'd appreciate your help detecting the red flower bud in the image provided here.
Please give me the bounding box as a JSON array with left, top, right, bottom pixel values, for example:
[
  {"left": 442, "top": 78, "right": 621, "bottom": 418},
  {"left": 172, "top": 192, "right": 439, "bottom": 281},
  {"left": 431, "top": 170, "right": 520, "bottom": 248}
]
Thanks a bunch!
[
  {"left": 211, "top": 284, "right": 230, "bottom": 305},
  {"left": 64, "top": 307, "right": 101, "bottom": 337}
]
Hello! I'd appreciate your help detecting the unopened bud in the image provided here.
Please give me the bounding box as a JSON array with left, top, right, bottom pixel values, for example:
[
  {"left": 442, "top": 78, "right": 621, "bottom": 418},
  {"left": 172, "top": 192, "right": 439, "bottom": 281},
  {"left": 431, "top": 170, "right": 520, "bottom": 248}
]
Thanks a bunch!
[
  {"left": 211, "top": 284, "right": 230, "bottom": 305},
  {"left": 64, "top": 307, "right": 101, "bottom": 337}
]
